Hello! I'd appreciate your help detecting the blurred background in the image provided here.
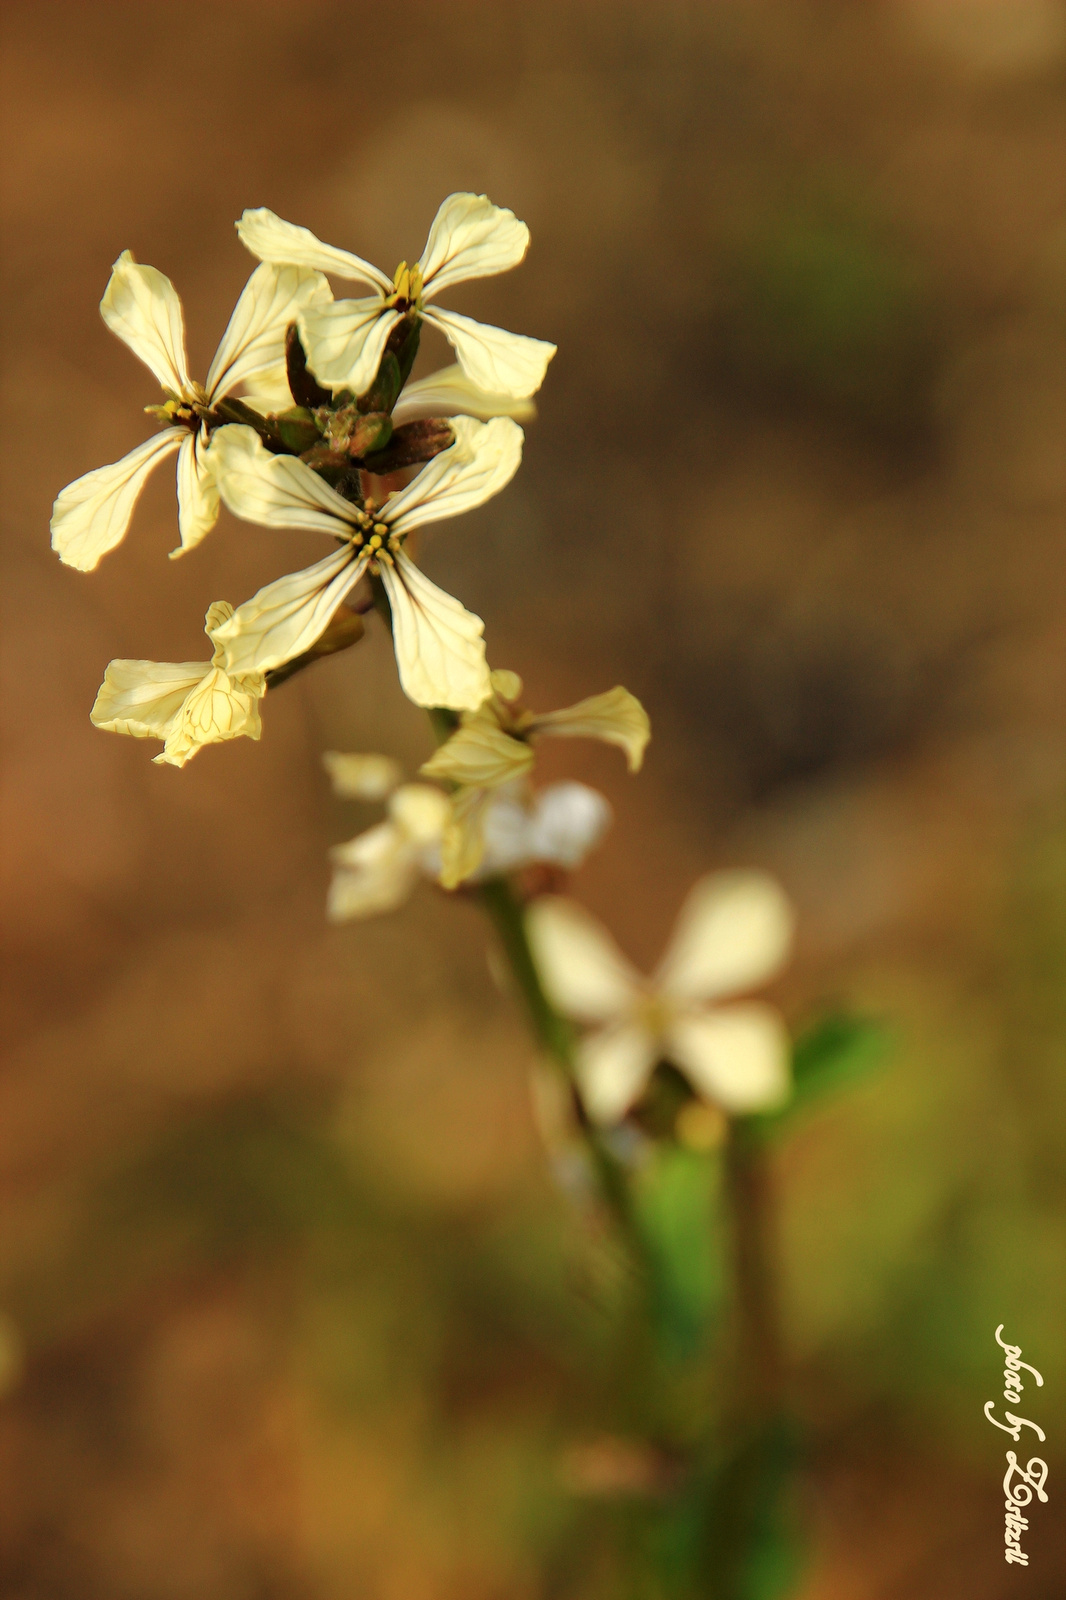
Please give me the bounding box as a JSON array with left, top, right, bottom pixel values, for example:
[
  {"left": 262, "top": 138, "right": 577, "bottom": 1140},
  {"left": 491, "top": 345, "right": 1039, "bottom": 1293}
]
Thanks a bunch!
[{"left": 1, "top": 1, "right": 1064, "bottom": 1595}]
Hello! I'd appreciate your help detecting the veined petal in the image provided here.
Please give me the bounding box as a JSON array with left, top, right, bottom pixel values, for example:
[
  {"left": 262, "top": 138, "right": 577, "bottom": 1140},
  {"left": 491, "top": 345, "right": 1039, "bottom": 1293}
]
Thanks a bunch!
[
  {"left": 525, "top": 896, "right": 641, "bottom": 1023},
  {"left": 210, "top": 424, "right": 359, "bottom": 535},
  {"left": 655, "top": 872, "right": 794, "bottom": 1004},
  {"left": 424, "top": 307, "right": 555, "bottom": 400},
  {"left": 529, "top": 686, "right": 650, "bottom": 772},
  {"left": 205, "top": 263, "right": 332, "bottom": 400},
  {"left": 665, "top": 1003, "right": 791, "bottom": 1114},
  {"left": 298, "top": 299, "right": 401, "bottom": 396},
  {"left": 50, "top": 429, "right": 183, "bottom": 571},
  {"left": 392, "top": 364, "right": 536, "bottom": 426},
  {"left": 525, "top": 782, "right": 612, "bottom": 869},
  {"left": 91, "top": 657, "right": 209, "bottom": 739},
  {"left": 420, "top": 717, "right": 533, "bottom": 789},
  {"left": 438, "top": 786, "right": 493, "bottom": 890},
  {"left": 174, "top": 429, "right": 220, "bottom": 557},
  {"left": 377, "top": 550, "right": 490, "bottom": 711},
  {"left": 327, "top": 820, "right": 422, "bottom": 921},
  {"left": 323, "top": 751, "right": 404, "bottom": 801},
  {"left": 236, "top": 208, "right": 393, "bottom": 292},
  {"left": 211, "top": 545, "right": 367, "bottom": 674},
  {"left": 238, "top": 361, "right": 293, "bottom": 414},
  {"left": 383, "top": 415, "right": 523, "bottom": 535},
  {"left": 575, "top": 1024, "right": 658, "bottom": 1125},
  {"left": 100, "top": 251, "right": 191, "bottom": 394},
  {"left": 156, "top": 665, "right": 265, "bottom": 768},
  {"left": 418, "top": 192, "right": 530, "bottom": 295}
]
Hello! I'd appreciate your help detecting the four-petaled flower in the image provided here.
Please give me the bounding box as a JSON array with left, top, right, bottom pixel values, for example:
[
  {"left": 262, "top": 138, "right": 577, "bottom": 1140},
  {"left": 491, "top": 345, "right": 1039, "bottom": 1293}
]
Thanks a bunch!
[
  {"left": 419, "top": 671, "right": 650, "bottom": 887},
  {"left": 50, "top": 252, "right": 330, "bottom": 570},
  {"left": 526, "top": 874, "right": 795, "bottom": 1124},
  {"left": 90, "top": 602, "right": 266, "bottom": 767},
  {"left": 237, "top": 192, "right": 556, "bottom": 400}
]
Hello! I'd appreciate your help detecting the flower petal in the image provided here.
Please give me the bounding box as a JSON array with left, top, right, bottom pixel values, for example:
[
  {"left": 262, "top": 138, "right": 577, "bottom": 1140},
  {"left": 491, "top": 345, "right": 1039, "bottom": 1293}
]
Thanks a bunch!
[
  {"left": 420, "top": 718, "right": 533, "bottom": 789},
  {"left": 525, "top": 782, "right": 612, "bottom": 869},
  {"left": 383, "top": 415, "right": 523, "bottom": 535},
  {"left": 236, "top": 208, "right": 393, "bottom": 292},
  {"left": 387, "top": 783, "right": 451, "bottom": 843},
  {"left": 327, "top": 821, "right": 421, "bottom": 921},
  {"left": 100, "top": 251, "right": 191, "bottom": 394},
  {"left": 210, "top": 424, "right": 359, "bottom": 534},
  {"left": 174, "top": 429, "right": 220, "bottom": 557},
  {"left": 575, "top": 1024, "right": 658, "bottom": 1125},
  {"left": 530, "top": 686, "right": 650, "bottom": 772},
  {"left": 50, "top": 429, "right": 183, "bottom": 571},
  {"left": 665, "top": 1003, "right": 791, "bottom": 1114},
  {"left": 424, "top": 307, "right": 555, "bottom": 400},
  {"left": 438, "top": 786, "right": 494, "bottom": 890},
  {"left": 210, "top": 545, "right": 367, "bottom": 674},
  {"left": 392, "top": 364, "right": 536, "bottom": 426},
  {"left": 91, "top": 657, "right": 209, "bottom": 739},
  {"left": 238, "top": 361, "right": 293, "bottom": 414},
  {"left": 322, "top": 751, "right": 404, "bottom": 801},
  {"left": 205, "top": 263, "right": 332, "bottom": 401},
  {"left": 525, "top": 896, "right": 641, "bottom": 1023},
  {"left": 655, "top": 871, "right": 794, "bottom": 1004},
  {"left": 156, "top": 666, "right": 265, "bottom": 768},
  {"left": 377, "top": 550, "right": 490, "bottom": 711},
  {"left": 298, "top": 300, "right": 401, "bottom": 396},
  {"left": 418, "top": 193, "right": 530, "bottom": 295}
]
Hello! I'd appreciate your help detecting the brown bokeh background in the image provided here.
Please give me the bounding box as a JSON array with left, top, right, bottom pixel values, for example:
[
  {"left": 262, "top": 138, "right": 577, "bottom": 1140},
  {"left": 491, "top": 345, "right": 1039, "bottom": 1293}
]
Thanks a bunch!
[{"left": 1, "top": 2, "right": 1064, "bottom": 1596}]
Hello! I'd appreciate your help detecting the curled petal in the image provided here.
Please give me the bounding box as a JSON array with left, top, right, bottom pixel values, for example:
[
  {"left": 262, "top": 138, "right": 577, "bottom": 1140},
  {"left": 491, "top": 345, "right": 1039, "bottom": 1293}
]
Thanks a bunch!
[
  {"left": 156, "top": 666, "right": 264, "bottom": 768},
  {"left": 91, "top": 657, "right": 209, "bottom": 739},
  {"left": 174, "top": 429, "right": 220, "bottom": 557},
  {"left": 392, "top": 364, "right": 536, "bottom": 426},
  {"left": 665, "top": 1003, "right": 791, "bottom": 1114},
  {"left": 420, "top": 717, "right": 533, "bottom": 789},
  {"left": 525, "top": 896, "right": 641, "bottom": 1024},
  {"left": 298, "top": 299, "right": 401, "bottom": 396},
  {"left": 377, "top": 550, "right": 490, "bottom": 711},
  {"left": 236, "top": 208, "right": 393, "bottom": 292},
  {"left": 50, "top": 429, "right": 183, "bottom": 571},
  {"left": 575, "top": 1024, "right": 658, "bottom": 1125},
  {"left": 211, "top": 424, "right": 358, "bottom": 534},
  {"left": 205, "top": 263, "right": 332, "bottom": 401},
  {"left": 424, "top": 307, "right": 555, "bottom": 400},
  {"left": 383, "top": 415, "right": 523, "bottom": 535},
  {"left": 655, "top": 871, "right": 794, "bottom": 1004},
  {"left": 100, "top": 251, "right": 191, "bottom": 394},
  {"left": 529, "top": 686, "right": 650, "bottom": 773},
  {"left": 418, "top": 192, "right": 530, "bottom": 295},
  {"left": 323, "top": 751, "right": 404, "bottom": 801},
  {"left": 211, "top": 545, "right": 367, "bottom": 674}
]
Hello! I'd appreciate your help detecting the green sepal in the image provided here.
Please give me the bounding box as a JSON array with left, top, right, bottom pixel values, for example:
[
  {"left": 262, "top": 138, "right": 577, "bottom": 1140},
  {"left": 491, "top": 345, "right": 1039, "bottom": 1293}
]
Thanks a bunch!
[
  {"left": 358, "top": 316, "right": 422, "bottom": 414},
  {"left": 273, "top": 406, "right": 322, "bottom": 454}
]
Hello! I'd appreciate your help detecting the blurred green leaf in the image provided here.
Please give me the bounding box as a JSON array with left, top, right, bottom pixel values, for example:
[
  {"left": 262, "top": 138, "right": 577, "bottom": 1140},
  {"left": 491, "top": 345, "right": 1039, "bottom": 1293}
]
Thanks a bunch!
[
  {"left": 703, "top": 1417, "right": 806, "bottom": 1600},
  {"left": 742, "top": 1012, "right": 891, "bottom": 1144}
]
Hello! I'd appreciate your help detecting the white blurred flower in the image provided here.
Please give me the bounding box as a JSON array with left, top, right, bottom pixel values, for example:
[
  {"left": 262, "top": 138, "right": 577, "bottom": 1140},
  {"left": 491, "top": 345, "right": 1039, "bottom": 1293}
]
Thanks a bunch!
[
  {"left": 327, "top": 782, "right": 451, "bottom": 921},
  {"left": 419, "top": 670, "right": 649, "bottom": 888},
  {"left": 526, "top": 874, "right": 795, "bottom": 1125},
  {"left": 237, "top": 192, "right": 556, "bottom": 400},
  {"left": 51, "top": 252, "right": 330, "bottom": 570},
  {"left": 90, "top": 602, "right": 266, "bottom": 767},
  {"left": 209, "top": 415, "right": 522, "bottom": 710}
]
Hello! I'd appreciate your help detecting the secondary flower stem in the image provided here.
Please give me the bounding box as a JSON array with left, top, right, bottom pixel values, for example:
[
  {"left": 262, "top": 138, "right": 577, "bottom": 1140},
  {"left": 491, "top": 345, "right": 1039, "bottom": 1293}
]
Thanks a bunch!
[{"left": 724, "top": 1123, "right": 785, "bottom": 1419}]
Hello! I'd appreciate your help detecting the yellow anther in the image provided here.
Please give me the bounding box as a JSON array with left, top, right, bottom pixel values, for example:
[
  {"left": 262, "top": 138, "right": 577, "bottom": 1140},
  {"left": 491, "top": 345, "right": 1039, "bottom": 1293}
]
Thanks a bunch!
[{"left": 369, "top": 534, "right": 383, "bottom": 550}]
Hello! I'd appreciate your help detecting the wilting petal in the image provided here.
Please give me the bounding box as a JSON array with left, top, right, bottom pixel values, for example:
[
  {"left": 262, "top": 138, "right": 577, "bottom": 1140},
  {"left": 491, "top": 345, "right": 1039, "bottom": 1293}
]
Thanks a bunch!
[
  {"left": 50, "top": 429, "right": 183, "bottom": 571},
  {"left": 418, "top": 193, "right": 530, "bottom": 295},
  {"left": 525, "top": 897, "right": 641, "bottom": 1023},
  {"left": 327, "top": 821, "right": 420, "bottom": 921},
  {"left": 157, "top": 666, "right": 265, "bottom": 768},
  {"left": 211, "top": 545, "right": 367, "bottom": 674},
  {"left": 205, "top": 263, "right": 332, "bottom": 400},
  {"left": 575, "top": 1024, "right": 658, "bottom": 1125},
  {"left": 91, "top": 657, "right": 209, "bottom": 739},
  {"left": 236, "top": 208, "right": 393, "bottom": 292},
  {"left": 377, "top": 551, "right": 490, "bottom": 711},
  {"left": 665, "top": 1003, "right": 791, "bottom": 1114},
  {"left": 100, "top": 251, "right": 191, "bottom": 394},
  {"left": 174, "top": 430, "right": 220, "bottom": 557},
  {"left": 383, "top": 415, "right": 523, "bottom": 535},
  {"left": 529, "top": 686, "right": 651, "bottom": 772},
  {"left": 424, "top": 307, "right": 555, "bottom": 400},
  {"left": 298, "top": 299, "right": 401, "bottom": 395},
  {"left": 524, "top": 782, "right": 612, "bottom": 869},
  {"left": 211, "top": 424, "right": 359, "bottom": 535},
  {"left": 420, "top": 716, "right": 533, "bottom": 789},
  {"left": 655, "top": 872, "right": 794, "bottom": 1005},
  {"left": 323, "top": 751, "right": 404, "bottom": 801},
  {"left": 392, "top": 364, "right": 535, "bottom": 426}
]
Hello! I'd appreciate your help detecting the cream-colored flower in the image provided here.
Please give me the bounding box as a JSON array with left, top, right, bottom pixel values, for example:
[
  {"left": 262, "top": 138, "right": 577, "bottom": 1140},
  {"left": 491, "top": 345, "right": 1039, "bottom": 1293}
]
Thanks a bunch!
[
  {"left": 419, "top": 671, "right": 649, "bottom": 887},
  {"left": 327, "top": 782, "right": 451, "bottom": 921},
  {"left": 209, "top": 415, "right": 522, "bottom": 710},
  {"left": 237, "top": 192, "right": 556, "bottom": 400},
  {"left": 392, "top": 365, "right": 537, "bottom": 426},
  {"left": 90, "top": 602, "right": 266, "bottom": 767},
  {"left": 51, "top": 253, "right": 330, "bottom": 571},
  {"left": 526, "top": 874, "right": 795, "bottom": 1125}
]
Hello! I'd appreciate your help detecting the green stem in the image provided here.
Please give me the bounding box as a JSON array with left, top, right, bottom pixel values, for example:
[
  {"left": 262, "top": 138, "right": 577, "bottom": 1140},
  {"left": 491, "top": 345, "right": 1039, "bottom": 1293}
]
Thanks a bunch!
[{"left": 724, "top": 1121, "right": 784, "bottom": 1420}]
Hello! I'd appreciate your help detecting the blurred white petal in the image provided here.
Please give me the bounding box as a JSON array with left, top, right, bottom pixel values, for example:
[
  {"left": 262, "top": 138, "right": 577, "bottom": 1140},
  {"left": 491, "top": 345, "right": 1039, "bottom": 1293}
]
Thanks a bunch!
[
  {"left": 575, "top": 1024, "right": 658, "bottom": 1124},
  {"left": 525, "top": 897, "right": 641, "bottom": 1023},
  {"left": 655, "top": 871, "right": 794, "bottom": 1004},
  {"left": 424, "top": 307, "right": 555, "bottom": 399},
  {"left": 50, "top": 429, "right": 182, "bottom": 571},
  {"left": 392, "top": 364, "right": 536, "bottom": 425},
  {"left": 100, "top": 251, "right": 191, "bottom": 394},
  {"left": 236, "top": 208, "right": 393, "bottom": 292},
  {"left": 525, "top": 782, "right": 612, "bottom": 868},
  {"left": 205, "top": 263, "right": 332, "bottom": 400},
  {"left": 299, "top": 299, "right": 401, "bottom": 395},
  {"left": 174, "top": 429, "right": 219, "bottom": 556},
  {"left": 211, "top": 545, "right": 367, "bottom": 674},
  {"left": 387, "top": 783, "right": 451, "bottom": 843},
  {"left": 377, "top": 550, "right": 489, "bottom": 711},
  {"left": 383, "top": 415, "right": 523, "bottom": 534},
  {"left": 327, "top": 821, "right": 421, "bottom": 921},
  {"left": 211, "top": 424, "right": 358, "bottom": 534},
  {"left": 418, "top": 192, "right": 530, "bottom": 295},
  {"left": 530, "top": 686, "right": 651, "bottom": 772},
  {"left": 665, "top": 1003, "right": 791, "bottom": 1114},
  {"left": 323, "top": 751, "right": 404, "bottom": 801}
]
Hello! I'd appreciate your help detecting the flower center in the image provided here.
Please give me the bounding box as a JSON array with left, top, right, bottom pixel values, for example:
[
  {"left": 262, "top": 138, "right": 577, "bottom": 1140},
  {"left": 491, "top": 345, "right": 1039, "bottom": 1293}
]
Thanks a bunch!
[
  {"left": 348, "top": 515, "right": 402, "bottom": 572},
  {"left": 384, "top": 260, "right": 424, "bottom": 314}
]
